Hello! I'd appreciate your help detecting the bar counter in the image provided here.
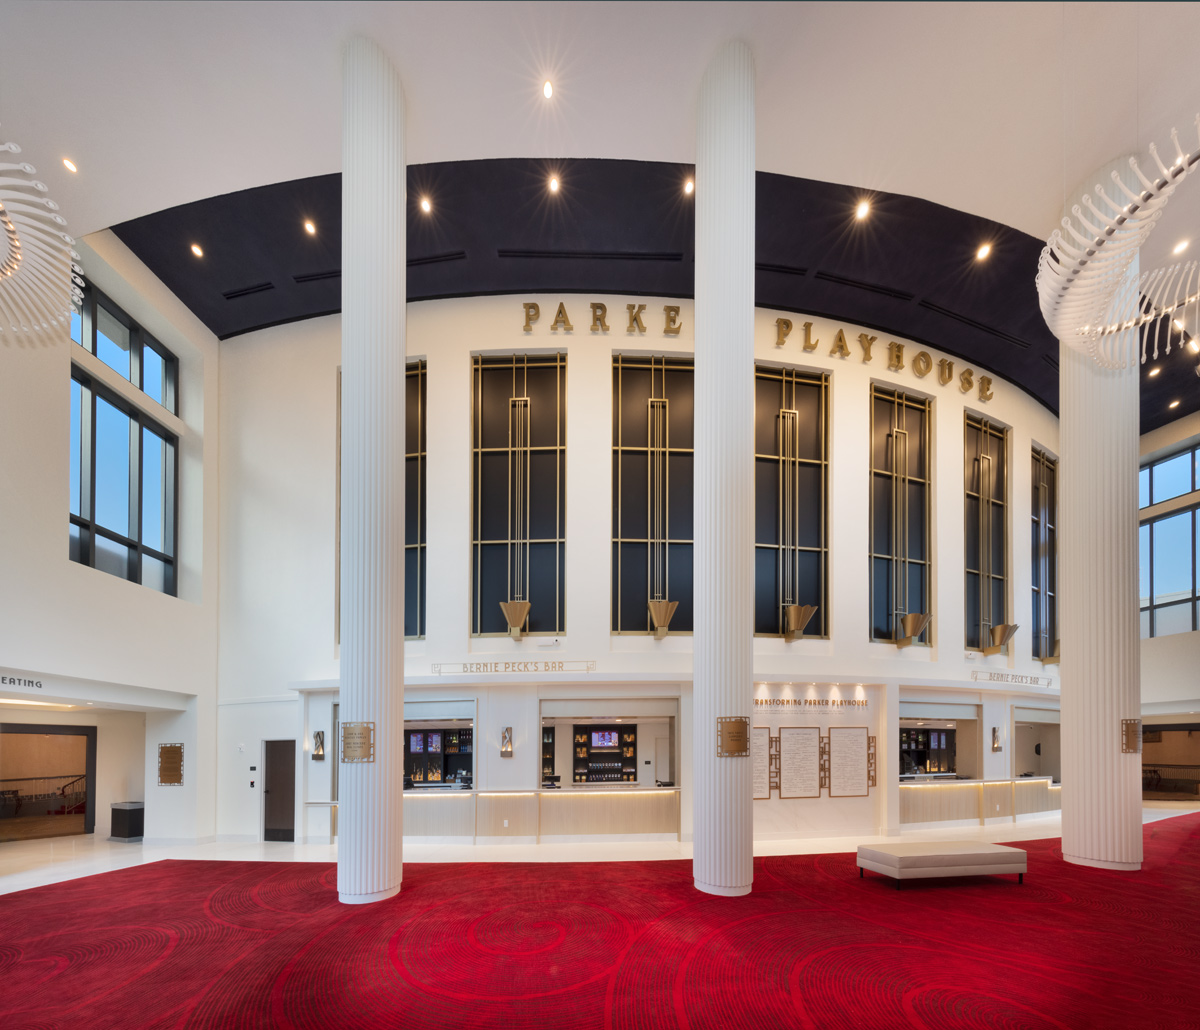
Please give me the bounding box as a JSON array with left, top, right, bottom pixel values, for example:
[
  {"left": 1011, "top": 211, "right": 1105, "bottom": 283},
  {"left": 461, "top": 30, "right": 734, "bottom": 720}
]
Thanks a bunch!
[
  {"left": 900, "top": 776, "right": 1061, "bottom": 825},
  {"left": 397, "top": 787, "right": 682, "bottom": 841}
]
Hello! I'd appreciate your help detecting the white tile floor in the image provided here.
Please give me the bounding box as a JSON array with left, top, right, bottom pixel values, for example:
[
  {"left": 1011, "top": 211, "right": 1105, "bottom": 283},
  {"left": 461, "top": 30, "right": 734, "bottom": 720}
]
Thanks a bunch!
[{"left": 1, "top": 802, "right": 1195, "bottom": 896}]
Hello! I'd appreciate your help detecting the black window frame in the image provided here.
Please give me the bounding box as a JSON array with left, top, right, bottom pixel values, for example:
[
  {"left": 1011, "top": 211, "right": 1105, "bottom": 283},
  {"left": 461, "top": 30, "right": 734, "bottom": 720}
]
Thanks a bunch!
[
  {"left": 1140, "top": 504, "right": 1199, "bottom": 638},
  {"left": 69, "top": 365, "right": 179, "bottom": 595},
  {"left": 74, "top": 287, "right": 179, "bottom": 415}
]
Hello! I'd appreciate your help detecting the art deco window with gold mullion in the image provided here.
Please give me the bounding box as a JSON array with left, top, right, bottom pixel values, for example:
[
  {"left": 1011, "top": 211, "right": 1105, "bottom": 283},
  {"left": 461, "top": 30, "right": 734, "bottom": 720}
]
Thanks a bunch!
[
  {"left": 404, "top": 361, "right": 427, "bottom": 639},
  {"left": 472, "top": 353, "right": 566, "bottom": 636},
  {"left": 964, "top": 415, "right": 1008, "bottom": 650},
  {"left": 611, "top": 355, "right": 694, "bottom": 634},
  {"left": 754, "top": 366, "right": 829, "bottom": 638},
  {"left": 869, "top": 387, "right": 932, "bottom": 643},
  {"left": 1031, "top": 448, "right": 1058, "bottom": 659}
]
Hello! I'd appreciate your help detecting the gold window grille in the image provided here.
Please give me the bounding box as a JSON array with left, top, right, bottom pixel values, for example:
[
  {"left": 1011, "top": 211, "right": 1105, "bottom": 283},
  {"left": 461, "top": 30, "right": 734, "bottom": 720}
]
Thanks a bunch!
[
  {"left": 471, "top": 353, "right": 566, "bottom": 636},
  {"left": 869, "top": 387, "right": 931, "bottom": 642},
  {"left": 612, "top": 354, "right": 693, "bottom": 634},
  {"left": 753, "top": 365, "right": 829, "bottom": 637}
]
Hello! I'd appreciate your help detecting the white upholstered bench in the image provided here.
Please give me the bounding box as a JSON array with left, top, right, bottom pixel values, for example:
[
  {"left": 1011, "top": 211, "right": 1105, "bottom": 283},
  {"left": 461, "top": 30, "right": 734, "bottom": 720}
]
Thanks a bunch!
[{"left": 857, "top": 841, "right": 1026, "bottom": 888}]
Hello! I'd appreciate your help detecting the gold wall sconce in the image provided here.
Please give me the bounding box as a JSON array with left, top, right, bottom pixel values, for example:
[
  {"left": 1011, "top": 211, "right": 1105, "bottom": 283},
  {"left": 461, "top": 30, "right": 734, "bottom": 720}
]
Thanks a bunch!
[
  {"left": 895, "top": 612, "right": 931, "bottom": 648},
  {"left": 984, "top": 623, "right": 1019, "bottom": 656},
  {"left": 647, "top": 599, "right": 679, "bottom": 639},
  {"left": 500, "top": 726, "right": 513, "bottom": 757},
  {"left": 499, "top": 600, "right": 531, "bottom": 640},
  {"left": 312, "top": 730, "right": 325, "bottom": 761},
  {"left": 1043, "top": 639, "right": 1060, "bottom": 665},
  {"left": 782, "top": 604, "right": 818, "bottom": 642}
]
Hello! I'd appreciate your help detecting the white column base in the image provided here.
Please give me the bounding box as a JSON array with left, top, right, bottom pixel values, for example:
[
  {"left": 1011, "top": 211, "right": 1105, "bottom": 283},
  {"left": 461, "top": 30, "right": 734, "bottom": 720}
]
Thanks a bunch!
[
  {"left": 339, "top": 884, "right": 401, "bottom": 905},
  {"left": 695, "top": 879, "right": 752, "bottom": 897},
  {"left": 1063, "top": 854, "right": 1141, "bottom": 872}
]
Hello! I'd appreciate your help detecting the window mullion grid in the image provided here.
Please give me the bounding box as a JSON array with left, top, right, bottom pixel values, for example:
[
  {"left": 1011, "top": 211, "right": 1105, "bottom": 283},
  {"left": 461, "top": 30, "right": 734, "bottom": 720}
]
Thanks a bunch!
[{"left": 129, "top": 414, "right": 142, "bottom": 582}]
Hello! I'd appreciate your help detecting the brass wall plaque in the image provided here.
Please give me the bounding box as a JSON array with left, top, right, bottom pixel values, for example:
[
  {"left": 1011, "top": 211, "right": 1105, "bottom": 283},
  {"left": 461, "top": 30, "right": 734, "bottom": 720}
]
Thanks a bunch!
[
  {"left": 158, "top": 743, "right": 184, "bottom": 786},
  {"left": 716, "top": 716, "right": 749, "bottom": 757},
  {"left": 1121, "top": 718, "right": 1142, "bottom": 754},
  {"left": 341, "top": 721, "right": 376, "bottom": 763}
]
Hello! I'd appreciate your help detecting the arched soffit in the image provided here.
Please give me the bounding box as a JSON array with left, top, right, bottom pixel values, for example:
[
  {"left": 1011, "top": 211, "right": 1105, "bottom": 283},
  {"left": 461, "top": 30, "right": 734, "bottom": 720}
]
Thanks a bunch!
[{"left": 113, "top": 159, "right": 1066, "bottom": 417}]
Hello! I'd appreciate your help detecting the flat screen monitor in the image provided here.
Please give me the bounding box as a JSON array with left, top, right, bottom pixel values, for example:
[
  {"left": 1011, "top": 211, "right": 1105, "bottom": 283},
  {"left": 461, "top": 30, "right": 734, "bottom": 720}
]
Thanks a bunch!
[
  {"left": 410, "top": 732, "right": 424, "bottom": 753},
  {"left": 427, "top": 731, "right": 442, "bottom": 753},
  {"left": 591, "top": 730, "right": 618, "bottom": 749}
]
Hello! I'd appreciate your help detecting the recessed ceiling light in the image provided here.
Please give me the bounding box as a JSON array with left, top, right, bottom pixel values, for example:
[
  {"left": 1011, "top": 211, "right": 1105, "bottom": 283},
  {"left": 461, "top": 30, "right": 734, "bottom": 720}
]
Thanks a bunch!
[
  {"left": 543, "top": 80, "right": 553, "bottom": 99},
  {"left": 855, "top": 199, "right": 870, "bottom": 220},
  {"left": 1149, "top": 366, "right": 1161, "bottom": 377},
  {"left": 684, "top": 179, "right": 694, "bottom": 195},
  {"left": 304, "top": 220, "right": 316, "bottom": 235},
  {"left": 1169, "top": 399, "right": 1180, "bottom": 409},
  {"left": 62, "top": 158, "right": 77, "bottom": 173},
  {"left": 1174, "top": 240, "right": 1189, "bottom": 255},
  {"left": 976, "top": 243, "right": 992, "bottom": 261},
  {"left": 191, "top": 243, "right": 203, "bottom": 258},
  {"left": 420, "top": 197, "right": 431, "bottom": 214},
  {"left": 549, "top": 177, "right": 559, "bottom": 193}
]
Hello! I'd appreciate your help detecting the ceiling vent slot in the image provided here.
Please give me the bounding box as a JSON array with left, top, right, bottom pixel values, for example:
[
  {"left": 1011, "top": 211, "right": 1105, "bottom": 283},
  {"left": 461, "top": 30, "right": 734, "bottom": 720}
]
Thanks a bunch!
[
  {"left": 918, "top": 300, "right": 1031, "bottom": 349},
  {"left": 408, "top": 250, "right": 467, "bottom": 267},
  {"left": 222, "top": 282, "right": 275, "bottom": 301},
  {"left": 497, "top": 249, "right": 683, "bottom": 262},
  {"left": 756, "top": 262, "right": 807, "bottom": 277},
  {"left": 293, "top": 270, "right": 341, "bottom": 285},
  {"left": 813, "top": 271, "right": 914, "bottom": 301}
]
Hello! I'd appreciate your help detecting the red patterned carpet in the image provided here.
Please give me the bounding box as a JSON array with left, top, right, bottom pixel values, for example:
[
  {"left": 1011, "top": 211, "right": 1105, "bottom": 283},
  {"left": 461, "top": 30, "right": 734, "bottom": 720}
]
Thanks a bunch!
[{"left": 3, "top": 815, "right": 1199, "bottom": 1030}]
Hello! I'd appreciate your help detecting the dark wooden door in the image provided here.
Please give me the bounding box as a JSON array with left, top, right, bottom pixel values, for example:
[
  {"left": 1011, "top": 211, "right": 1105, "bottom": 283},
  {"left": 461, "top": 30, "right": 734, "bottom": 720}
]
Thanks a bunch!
[{"left": 263, "top": 740, "right": 295, "bottom": 842}]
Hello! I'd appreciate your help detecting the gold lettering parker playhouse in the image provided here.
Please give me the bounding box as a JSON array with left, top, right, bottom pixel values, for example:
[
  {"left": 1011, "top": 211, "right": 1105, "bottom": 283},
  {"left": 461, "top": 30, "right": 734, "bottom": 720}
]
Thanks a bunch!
[{"left": 519, "top": 300, "right": 996, "bottom": 402}]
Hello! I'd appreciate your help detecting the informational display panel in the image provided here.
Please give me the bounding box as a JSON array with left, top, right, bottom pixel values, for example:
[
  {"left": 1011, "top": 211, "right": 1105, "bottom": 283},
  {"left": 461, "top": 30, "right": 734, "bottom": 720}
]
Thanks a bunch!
[
  {"left": 158, "top": 743, "right": 184, "bottom": 786},
  {"left": 828, "top": 726, "right": 869, "bottom": 797},
  {"left": 751, "top": 726, "right": 771, "bottom": 799},
  {"left": 341, "top": 722, "right": 376, "bottom": 763},
  {"left": 779, "top": 726, "right": 820, "bottom": 799},
  {"left": 716, "top": 716, "right": 749, "bottom": 756}
]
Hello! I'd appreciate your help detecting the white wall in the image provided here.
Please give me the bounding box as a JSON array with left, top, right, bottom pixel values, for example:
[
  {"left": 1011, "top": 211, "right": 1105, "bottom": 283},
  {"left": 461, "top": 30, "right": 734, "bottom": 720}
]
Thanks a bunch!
[
  {"left": 212, "top": 292, "right": 1063, "bottom": 839},
  {"left": 0, "top": 229, "right": 220, "bottom": 844}
]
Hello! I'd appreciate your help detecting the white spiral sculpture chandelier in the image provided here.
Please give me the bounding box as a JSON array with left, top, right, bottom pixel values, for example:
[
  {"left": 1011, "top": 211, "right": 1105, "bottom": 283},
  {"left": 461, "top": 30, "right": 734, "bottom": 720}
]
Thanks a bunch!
[
  {"left": 1036, "top": 118, "right": 1200, "bottom": 369},
  {"left": 0, "top": 127, "right": 84, "bottom": 338}
]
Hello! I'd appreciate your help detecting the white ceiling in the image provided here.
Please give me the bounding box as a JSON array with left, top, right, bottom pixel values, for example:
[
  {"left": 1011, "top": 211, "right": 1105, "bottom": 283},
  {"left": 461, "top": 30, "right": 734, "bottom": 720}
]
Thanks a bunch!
[{"left": 3, "top": 1, "right": 1200, "bottom": 275}]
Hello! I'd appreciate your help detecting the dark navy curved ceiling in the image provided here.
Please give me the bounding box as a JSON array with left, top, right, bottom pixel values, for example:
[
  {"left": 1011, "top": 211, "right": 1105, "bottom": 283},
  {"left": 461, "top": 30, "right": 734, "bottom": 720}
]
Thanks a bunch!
[{"left": 110, "top": 157, "right": 1191, "bottom": 435}]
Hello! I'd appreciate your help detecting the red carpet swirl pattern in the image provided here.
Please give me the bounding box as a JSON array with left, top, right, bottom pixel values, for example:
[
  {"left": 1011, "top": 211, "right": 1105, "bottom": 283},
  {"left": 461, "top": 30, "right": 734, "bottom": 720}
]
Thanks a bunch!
[{"left": 2, "top": 816, "right": 1198, "bottom": 1029}]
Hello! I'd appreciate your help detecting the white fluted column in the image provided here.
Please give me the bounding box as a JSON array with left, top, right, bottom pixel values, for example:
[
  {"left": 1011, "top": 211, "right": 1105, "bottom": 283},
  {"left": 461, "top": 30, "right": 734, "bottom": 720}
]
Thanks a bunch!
[
  {"left": 338, "top": 36, "right": 406, "bottom": 904},
  {"left": 1059, "top": 339, "right": 1142, "bottom": 870},
  {"left": 692, "top": 39, "right": 755, "bottom": 897}
]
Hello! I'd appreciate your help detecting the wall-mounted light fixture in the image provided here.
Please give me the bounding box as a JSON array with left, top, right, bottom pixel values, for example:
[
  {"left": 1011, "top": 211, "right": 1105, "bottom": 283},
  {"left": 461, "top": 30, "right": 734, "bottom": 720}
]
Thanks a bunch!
[
  {"left": 783, "top": 604, "right": 818, "bottom": 642},
  {"left": 895, "top": 612, "right": 931, "bottom": 649},
  {"left": 984, "top": 623, "right": 1019, "bottom": 656},
  {"left": 500, "top": 727, "right": 513, "bottom": 757},
  {"left": 312, "top": 730, "right": 325, "bottom": 761},
  {"left": 991, "top": 726, "right": 1003, "bottom": 752},
  {"left": 648, "top": 599, "right": 678, "bottom": 640}
]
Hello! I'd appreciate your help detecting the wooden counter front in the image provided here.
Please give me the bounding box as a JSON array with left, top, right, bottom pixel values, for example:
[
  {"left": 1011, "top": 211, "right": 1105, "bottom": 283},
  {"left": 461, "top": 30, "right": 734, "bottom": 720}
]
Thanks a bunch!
[
  {"left": 539, "top": 788, "right": 679, "bottom": 837},
  {"left": 900, "top": 777, "right": 1060, "bottom": 825}
]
